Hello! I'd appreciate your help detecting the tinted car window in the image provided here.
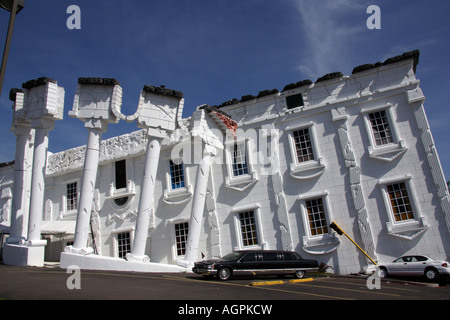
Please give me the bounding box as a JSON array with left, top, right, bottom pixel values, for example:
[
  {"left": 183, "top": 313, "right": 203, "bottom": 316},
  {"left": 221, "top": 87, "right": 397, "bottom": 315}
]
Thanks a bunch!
[
  {"left": 241, "top": 253, "right": 256, "bottom": 262},
  {"left": 283, "top": 252, "right": 295, "bottom": 261},
  {"left": 222, "top": 252, "right": 246, "bottom": 261},
  {"left": 415, "top": 256, "right": 428, "bottom": 262},
  {"left": 262, "top": 252, "right": 278, "bottom": 261}
]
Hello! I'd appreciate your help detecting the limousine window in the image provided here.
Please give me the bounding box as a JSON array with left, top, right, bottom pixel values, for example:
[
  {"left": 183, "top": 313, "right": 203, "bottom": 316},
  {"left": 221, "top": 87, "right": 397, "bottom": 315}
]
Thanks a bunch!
[
  {"left": 262, "top": 252, "right": 278, "bottom": 261},
  {"left": 241, "top": 252, "right": 257, "bottom": 262},
  {"left": 222, "top": 252, "right": 246, "bottom": 261},
  {"left": 283, "top": 252, "right": 295, "bottom": 261}
]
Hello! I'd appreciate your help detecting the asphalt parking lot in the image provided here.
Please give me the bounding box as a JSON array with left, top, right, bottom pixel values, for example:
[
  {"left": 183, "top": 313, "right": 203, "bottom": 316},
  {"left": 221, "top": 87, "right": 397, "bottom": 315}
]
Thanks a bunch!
[{"left": 0, "top": 263, "right": 449, "bottom": 302}]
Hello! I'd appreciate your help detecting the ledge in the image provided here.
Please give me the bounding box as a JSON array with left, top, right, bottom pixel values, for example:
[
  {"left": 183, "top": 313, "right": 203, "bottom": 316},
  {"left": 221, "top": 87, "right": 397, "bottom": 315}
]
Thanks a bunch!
[
  {"left": 352, "top": 50, "right": 420, "bottom": 74},
  {"left": 142, "top": 85, "right": 183, "bottom": 99},
  {"left": 22, "top": 77, "right": 57, "bottom": 89},
  {"left": 78, "top": 77, "right": 120, "bottom": 86}
]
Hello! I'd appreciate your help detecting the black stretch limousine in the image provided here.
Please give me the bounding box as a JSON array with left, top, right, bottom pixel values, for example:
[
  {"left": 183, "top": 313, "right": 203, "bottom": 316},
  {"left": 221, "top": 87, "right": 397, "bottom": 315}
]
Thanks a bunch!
[{"left": 192, "top": 250, "right": 319, "bottom": 281}]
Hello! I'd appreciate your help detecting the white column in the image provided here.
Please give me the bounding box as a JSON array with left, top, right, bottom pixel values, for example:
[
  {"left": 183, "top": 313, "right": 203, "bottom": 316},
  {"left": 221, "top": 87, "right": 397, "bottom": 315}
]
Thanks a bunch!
[
  {"left": 4, "top": 78, "right": 64, "bottom": 267},
  {"left": 127, "top": 136, "right": 162, "bottom": 262},
  {"left": 7, "top": 125, "right": 33, "bottom": 243},
  {"left": 179, "top": 144, "right": 215, "bottom": 268},
  {"left": 71, "top": 124, "right": 103, "bottom": 254},
  {"left": 26, "top": 124, "right": 51, "bottom": 246}
]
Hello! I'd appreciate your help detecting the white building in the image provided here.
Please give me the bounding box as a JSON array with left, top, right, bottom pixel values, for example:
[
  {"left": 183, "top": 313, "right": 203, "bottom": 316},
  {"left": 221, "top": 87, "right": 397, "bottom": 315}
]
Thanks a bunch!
[{"left": 1, "top": 50, "right": 449, "bottom": 275}]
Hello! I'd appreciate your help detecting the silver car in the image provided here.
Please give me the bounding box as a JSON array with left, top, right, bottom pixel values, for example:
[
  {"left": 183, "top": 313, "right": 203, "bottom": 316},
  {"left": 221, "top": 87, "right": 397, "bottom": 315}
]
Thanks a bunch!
[{"left": 378, "top": 255, "right": 450, "bottom": 281}]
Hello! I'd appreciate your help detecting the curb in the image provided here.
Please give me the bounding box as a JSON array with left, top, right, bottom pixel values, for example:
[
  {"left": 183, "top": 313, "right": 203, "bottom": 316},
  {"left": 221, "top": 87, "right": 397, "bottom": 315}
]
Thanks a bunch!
[
  {"left": 289, "top": 278, "right": 315, "bottom": 284},
  {"left": 249, "top": 278, "right": 314, "bottom": 286}
]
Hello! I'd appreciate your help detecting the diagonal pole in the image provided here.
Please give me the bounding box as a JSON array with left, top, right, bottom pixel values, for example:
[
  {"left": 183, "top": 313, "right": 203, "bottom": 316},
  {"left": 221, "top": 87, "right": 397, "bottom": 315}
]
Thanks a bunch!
[{"left": 0, "top": 0, "right": 19, "bottom": 96}]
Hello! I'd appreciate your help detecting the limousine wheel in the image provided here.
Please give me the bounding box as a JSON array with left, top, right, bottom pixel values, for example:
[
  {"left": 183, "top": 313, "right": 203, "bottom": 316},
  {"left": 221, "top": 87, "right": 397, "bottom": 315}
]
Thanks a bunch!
[
  {"left": 218, "top": 267, "right": 232, "bottom": 281},
  {"left": 294, "top": 270, "right": 306, "bottom": 279}
]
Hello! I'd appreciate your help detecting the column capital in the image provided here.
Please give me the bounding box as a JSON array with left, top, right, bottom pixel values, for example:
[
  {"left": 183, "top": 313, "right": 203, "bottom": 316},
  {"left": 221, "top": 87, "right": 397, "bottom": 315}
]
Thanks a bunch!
[
  {"left": 10, "top": 122, "right": 32, "bottom": 136},
  {"left": 69, "top": 77, "right": 122, "bottom": 125},
  {"left": 29, "top": 117, "right": 56, "bottom": 131},
  {"left": 84, "top": 118, "right": 111, "bottom": 132}
]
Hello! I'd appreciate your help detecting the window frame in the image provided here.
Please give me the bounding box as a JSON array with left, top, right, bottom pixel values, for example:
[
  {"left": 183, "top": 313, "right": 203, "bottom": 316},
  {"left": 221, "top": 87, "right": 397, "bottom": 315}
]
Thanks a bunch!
[
  {"left": 286, "top": 122, "right": 325, "bottom": 180},
  {"left": 115, "top": 159, "right": 127, "bottom": 190},
  {"left": 361, "top": 104, "right": 407, "bottom": 162},
  {"left": 117, "top": 231, "right": 132, "bottom": 259},
  {"left": 66, "top": 181, "right": 78, "bottom": 212},
  {"left": 169, "top": 159, "right": 186, "bottom": 190},
  {"left": 237, "top": 210, "right": 260, "bottom": 248},
  {"left": 298, "top": 191, "right": 333, "bottom": 241},
  {"left": 378, "top": 174, "right": 427, "bottom": 238},
  {"left": 111, "top": 228, "right": 134, "bottom": 259},
  {"left": 297, "top": 191, "right": 340, "bottom": 254},
  {"left": 169, "top": 220, "right": 190, "bottom": 259},
  {"left": 163, "top": 158, "right": 192, "bottom": 204},
  {"left": 224, "top": 138, "right": 258, "bottom": 190},
  {"left": 61, "top": 178, "right": 80, "bottom": 217},
  {"left": 231, "top": 204, "right": 265, "bottom": 251}
]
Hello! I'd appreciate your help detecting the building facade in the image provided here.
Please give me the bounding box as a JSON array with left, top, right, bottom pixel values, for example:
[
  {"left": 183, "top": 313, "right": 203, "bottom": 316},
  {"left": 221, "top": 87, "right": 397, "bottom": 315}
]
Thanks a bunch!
[{"left": 1, "top": 50, "right": 449, "bottom": 275}]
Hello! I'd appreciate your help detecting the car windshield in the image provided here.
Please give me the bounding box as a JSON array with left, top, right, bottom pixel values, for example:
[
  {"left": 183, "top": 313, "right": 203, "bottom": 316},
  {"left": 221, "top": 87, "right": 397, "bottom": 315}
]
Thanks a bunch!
[{"left": 221, "top": 252, "right": 246, "bottom": 261}]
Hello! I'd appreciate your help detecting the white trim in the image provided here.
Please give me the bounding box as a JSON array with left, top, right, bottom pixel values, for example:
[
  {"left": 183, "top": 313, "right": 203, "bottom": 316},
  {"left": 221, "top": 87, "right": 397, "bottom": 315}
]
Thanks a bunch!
[
  {"left": 297, "top": 191, "right": 339, "bottom": 254},
  {"left": 286, "top": 123, "right": 325, "bottom": 179},
  {"left": 163, "top": 159, "right": 192, "bottom": 204},
  {"left": 378, "top": 175, "right": 427, "bottom": 240},
  {"left": 61, "top": 179, "right": 80, "bottom": 218},
  {"left": 111, "top": 228, "right": 135, "bottom": 259},
  {"left": 224, "top": 138, "right": 258, "bottom": 191},
  {"left": 231, "top": 205, "right": 265, "bottom": 251},
  {"left": 361, "top": 104, "right": 407, "bottom": 162},
  {"left": 168, "top": 219, "right": 190, "bottom": 261}
]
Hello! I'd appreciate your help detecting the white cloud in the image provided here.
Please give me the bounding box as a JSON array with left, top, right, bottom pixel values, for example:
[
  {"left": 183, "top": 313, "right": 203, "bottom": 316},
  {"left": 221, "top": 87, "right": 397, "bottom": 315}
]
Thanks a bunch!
[{"left": 293, "top": 0, "right": 366, "bottom": 80}]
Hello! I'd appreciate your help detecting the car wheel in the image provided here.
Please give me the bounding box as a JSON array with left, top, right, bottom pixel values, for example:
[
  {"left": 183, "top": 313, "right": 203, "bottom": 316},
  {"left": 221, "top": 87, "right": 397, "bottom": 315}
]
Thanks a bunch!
[
  {"left": 425, "top": 267, "right": 438, "bottom": 281},
  {"left": 218, "top": 267, "right": 232, "bottom": 281},
  {"left": 378, "top": 267, "right": 388, "bottom": 279},
  {"left": 294, "top": 270, "right": 306, "bottom": 279}
]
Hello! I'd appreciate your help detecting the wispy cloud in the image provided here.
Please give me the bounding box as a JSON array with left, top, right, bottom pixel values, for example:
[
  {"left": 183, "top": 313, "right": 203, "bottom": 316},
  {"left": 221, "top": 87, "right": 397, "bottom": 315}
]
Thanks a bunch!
[{"left": 293, "top": 0, "right": 366, "bottom": 80}]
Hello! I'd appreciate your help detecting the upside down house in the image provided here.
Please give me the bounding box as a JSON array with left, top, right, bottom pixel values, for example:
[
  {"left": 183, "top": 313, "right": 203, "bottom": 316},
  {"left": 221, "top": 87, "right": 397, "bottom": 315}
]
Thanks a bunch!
[{"left": 1, "top": 50, "right": 449, "bottom": 275}]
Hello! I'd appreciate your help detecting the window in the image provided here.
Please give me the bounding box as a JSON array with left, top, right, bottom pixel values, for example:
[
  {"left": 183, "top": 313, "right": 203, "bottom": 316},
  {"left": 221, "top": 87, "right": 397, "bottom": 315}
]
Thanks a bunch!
[
  {"left": 115, "top": 159, "right": 127, "bottom": 190},
  {"left": 224, "top": 138, "right": 257, "bottom": 191},
  {"left": 361, "top": 104, "right": 407, "bottom": 162},
  {"left": 114, "top": 160, "right": 129, "bottom": 206},
  {"left": 262, "top": 252, "right": 278, "bottom": 261},
  {"left": 66, "top": 182, "right": 78, "bottom": 211},
  {"left": 305, "top": 198, "right": 329, "bottom": 236},
  {"left": 164, "top": 159, "right": 192, "bottom": 205},
  {"left": 286, "top": 93, "right": 304, "bottom": 110},
  {"left": 369, "top": 110, "right": 393, "bottom": 146},
  {"left": 287, "top": 123, "right": 325, "bottom": 180},
  {"left": 170, "top": 160, "right": 185, "bottom": 189},
  {"left": 378, "top": 175, "right": 427, "bottom": 240},
  {"left": 117, "top": 232, "right": 131, "bottom": 259},
  {"left": 175, "top": 222, "right": 189, "bottom": 256},
  {"left": 387, "top": 182, "right": 414, "bottom": 222},
  {"left": 232, "top": 205, "right": 264, "bottom": 250},
  {"left": 298, "top": 191, "right": 339, "bottom": 255},
  {"left": 293, "top": 128, "right": 315, "bottom": 163},
  {"left": 232, "top": 142, "right": 249, "bottom": 177},
  {"left": 238, "top": 211, "right": 259, "bottom": 247}
]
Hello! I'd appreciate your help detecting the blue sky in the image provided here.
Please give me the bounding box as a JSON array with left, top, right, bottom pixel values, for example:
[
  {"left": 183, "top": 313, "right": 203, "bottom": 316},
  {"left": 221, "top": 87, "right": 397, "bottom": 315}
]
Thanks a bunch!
[{"left": 0, "top": 0, "right": 449, "bottom": 179}]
